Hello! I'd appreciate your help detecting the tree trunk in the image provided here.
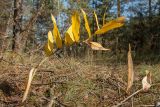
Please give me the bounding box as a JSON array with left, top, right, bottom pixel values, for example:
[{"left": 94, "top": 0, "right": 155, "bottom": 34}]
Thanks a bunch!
[
  {"left": 12, "top": 0, "right": 23, "bottom": 52},
  {"left": 116, "top": 0, "right": 121, "bottom": 63},
  {"left": 149, "top": 0, "right": 152, "bottom": 17},
  {"left": 117, "top": 0, "right": 121, "bottom": 17}
]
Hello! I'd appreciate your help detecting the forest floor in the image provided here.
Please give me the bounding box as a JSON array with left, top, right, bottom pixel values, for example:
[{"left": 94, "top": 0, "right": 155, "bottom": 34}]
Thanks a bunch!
[{"left": 0, "top": 52, "right": 160, "bottom": 107}]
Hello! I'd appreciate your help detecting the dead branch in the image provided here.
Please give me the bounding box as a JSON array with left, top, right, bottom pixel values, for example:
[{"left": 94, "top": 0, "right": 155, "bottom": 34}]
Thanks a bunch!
[{"left": 113, "top": 88, "right": 143, "bottom": 107}]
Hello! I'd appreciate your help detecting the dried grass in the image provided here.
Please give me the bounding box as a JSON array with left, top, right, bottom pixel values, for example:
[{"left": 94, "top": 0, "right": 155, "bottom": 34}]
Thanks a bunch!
[{"left": 0, "top": 53, "right": 159, "bottom": 106}]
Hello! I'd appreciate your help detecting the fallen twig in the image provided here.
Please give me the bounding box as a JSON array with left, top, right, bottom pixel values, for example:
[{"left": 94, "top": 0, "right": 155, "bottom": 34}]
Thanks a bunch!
[
  {"left": 42, "top": 97, "right": 68, "bottom": 107},
  {"left": 113, "top": 88, "right": 143, "bottom": 107}
]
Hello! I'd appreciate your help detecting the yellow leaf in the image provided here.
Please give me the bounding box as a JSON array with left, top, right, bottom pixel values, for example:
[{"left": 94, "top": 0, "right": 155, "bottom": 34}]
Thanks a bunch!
[
  {"left": 51, "top": 14, "right": 62, "bottom": 48},
  {"left": 142, "top": 70, "right": 151, "bottom": 91},
  {"left": 94, "top": 11, "right": 100, "bottom": 29},
  {"left": 85, "top": 40, "right": 110, "bottom": 51},
  {"left": 48, "top": 31, "right": 54, "bottom": 50},
  {"left": 81, "top": 9, "right": 92, "bottom": 39},
  {"left": 44, "top": 43, "right": 52, "bottom": 56},
  {"left": 95, "top": 16, "right": 125, "bottom": 35},
  {"left": 103, "top": 12, "right": 106, "bottom": 25},
  {"left": 65, "top": 26, "right": 75, "bottom": 46},
  {"left": 51, "top": 14, "right": 56, "bottom": 24},
  {"left": 72, "top": 11, "right": 80, "bottom": 42},
  {"left": 126, "top": 44, "right": 134, "bottom": 94},
  {"left": 44, "top": 31, "right": 54, "bottom": 56},
  {"left": 103, "top": 7, "right": 107, "bottom": 25}
]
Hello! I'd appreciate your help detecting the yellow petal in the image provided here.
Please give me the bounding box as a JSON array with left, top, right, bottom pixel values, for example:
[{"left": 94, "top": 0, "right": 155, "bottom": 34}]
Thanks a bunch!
[
  {"left": 95, "top": 16, "right": 125, "bottom": 35},
  {"left": 81, "top": 9, "right": 92, "bottom": 38},
  {"left": 44, "top": 31, "right": 54, "bottom": 56},
  {"left": 65, "top": 26, "right": 75, "bottom": 46},
  {"left": 51, "top": 14, "right": 62, "bottom": 48},
  {"left": 72, "top": 11, "right": 80, "bottom": 42},
  {"left": 94, "top": 11, "right": 100, "bottom": 29}
]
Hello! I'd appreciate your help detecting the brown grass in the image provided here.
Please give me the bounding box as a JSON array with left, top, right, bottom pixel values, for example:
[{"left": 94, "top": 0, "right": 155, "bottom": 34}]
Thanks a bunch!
[{"left": 0, "top": 52, "right": 160, "bottom": 107}]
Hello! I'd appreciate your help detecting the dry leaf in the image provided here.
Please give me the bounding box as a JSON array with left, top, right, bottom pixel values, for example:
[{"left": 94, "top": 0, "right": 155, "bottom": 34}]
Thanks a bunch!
[
  {"left": 90, "top": 42, "right": 110, "bottom": 51},
  {"left": 51, "top": 14, "right": 62, "bottom": 48},
  {"left": 22, "top": 57, "right": 48, "bottom": 102},
  {"left": 72, "top": 11, "right": 80, "bottom": 42},
  {"left": 81, "top": 9, "right": 92, "bottom": 38},
  {"left": 85, "top": 40, "right": 110, "bottom": 51},
  {"left": 126, "top": 44, "right": 134, "bottom": 94},
  {"left": 22, "top": 68, "right": 37, "bottom": 102},
  {"left": 95, "top": 16, "right": 125, "bottom": 35},
  {"left": 142, "top": 70, "right": 151, "bottom": 91}
]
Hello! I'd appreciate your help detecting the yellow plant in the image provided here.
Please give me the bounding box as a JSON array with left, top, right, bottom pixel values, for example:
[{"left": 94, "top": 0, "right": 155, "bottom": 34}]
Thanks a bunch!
[{"left": 23, "top": 9, "right": 126, "bottom": 103}]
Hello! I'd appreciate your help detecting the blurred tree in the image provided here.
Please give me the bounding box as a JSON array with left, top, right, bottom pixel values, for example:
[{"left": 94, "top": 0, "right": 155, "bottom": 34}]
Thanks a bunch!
[
  {"left": 0, "top": 0, "right": 159, "bottom": 62},
  {"left": 11, "top": 0, "right": 23, "bottom": 51}
]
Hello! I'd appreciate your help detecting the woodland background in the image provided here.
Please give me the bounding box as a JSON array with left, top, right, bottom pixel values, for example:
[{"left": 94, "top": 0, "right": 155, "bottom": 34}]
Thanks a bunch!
[
  {"left": 0, "top": 0, "right": 160, "bottom": 107},
  {"left": 0, "top": 0, "right": 160, "bottom": 62}
]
